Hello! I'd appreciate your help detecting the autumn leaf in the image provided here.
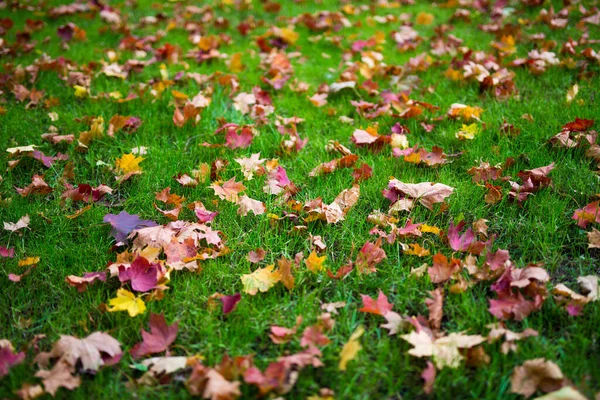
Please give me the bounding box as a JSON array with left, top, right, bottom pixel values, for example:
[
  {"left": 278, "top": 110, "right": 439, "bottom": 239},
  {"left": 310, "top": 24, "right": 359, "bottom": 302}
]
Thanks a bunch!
[
  {"left": 339, "top": 325, "right": 364, "bottom": 371},
  {"left": 241, "top": 265, "right": 281, "bottom": 295},
  {"left": 210, "top": 178, "right": 246, "bottom": 202},
  {"left": 118, "top": 256, "right": 159, "bottom": 292},
  {"left": 386, "top": 180, "right": 454, "bottom": 210},
  {"left": 0, "top": 341, "right": 25, "bottom": 377},
  {"left": 34, "top": 331, "right": 122, "bottom": 372},
  {"left": 108, "top": 288, "right": 147, "bottom": 317},
  {"left": 359, "top": 290, "right": 393, "bottom": 315},
  {"left": 305, "top": 251, "right": 326, "bottom": 273},
  {"left": 65, "top": 272, "right": 106, "bottom": 292},
  {"left": 3, "top": 214, "right": 30, "bottom": 233},
  {"left": 115, "top": 153, "right": 144, "bottom": 174},
  {"left": 238, "top": 195, "right": 266, "bottom": 216},
  {"left": 510, "top": 359, "right": 565, "bottom": 398},
  {"left": 36, "top": 361, "right": 81, "bottom": 396},
  {"left": 130, "top": 313, "right": 179, "bottom": 359},
  {"left": 220, "top": 293, "right": 241, "bottom": 314},
  {"left": 401, "top": 330, "right": 485, "bottom": 369}
]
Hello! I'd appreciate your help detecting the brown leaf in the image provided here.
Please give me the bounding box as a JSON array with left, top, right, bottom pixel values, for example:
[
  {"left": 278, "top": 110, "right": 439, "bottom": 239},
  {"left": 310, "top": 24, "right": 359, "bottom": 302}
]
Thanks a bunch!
[{"left": 511, "top": 359, "right": 565, "bottom": 398}]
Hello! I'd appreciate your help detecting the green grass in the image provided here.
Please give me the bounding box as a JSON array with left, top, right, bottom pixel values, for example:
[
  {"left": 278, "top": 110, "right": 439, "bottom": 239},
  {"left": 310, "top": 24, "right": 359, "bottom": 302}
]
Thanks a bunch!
[{"left": 1, "top": 0, "right": 600, "bottom": 399}]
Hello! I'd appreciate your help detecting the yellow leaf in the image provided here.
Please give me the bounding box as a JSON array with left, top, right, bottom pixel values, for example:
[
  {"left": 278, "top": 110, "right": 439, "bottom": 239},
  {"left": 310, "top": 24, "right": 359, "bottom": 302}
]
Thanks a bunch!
[
  {"left": 403, "top": 243, "right": 430, "bottom": 257},
  {"left": 18, "top": 257, "right": 40, "bottom": 267},
  {"left": 278, "top": 27, "right": 299, "bottom": 44},
  {"left": 420, "top": 224, "right": 441, "bottom": 235},
  {"left": 74, "top": 85, "right": 88, "bottom": 98},
  {"left": 228, "top": 53, "right": 244, "bottom": 73},
  {"left": 339, "top": 325, "right": 364, "bottom": 371},
  {"left": 108, "top": 288, "right": 146, "bottom": 317},
  {"left": 115, "top": 153, "right": 144, "bottom": 174},
  {"left": 241, "top": 264, "right": 281, "bottom": 295},
  {"left": 305, "top": 251, "right": 326, "bottom": 273},
  {"left": 456, "top": 123, "right": 480, "bottom": 140},
  {"left": 566, "top": 84, "right": 578, "bottom": 104},
  {"left": 416, "top": 12, "right": 434, "bottom": 25}
]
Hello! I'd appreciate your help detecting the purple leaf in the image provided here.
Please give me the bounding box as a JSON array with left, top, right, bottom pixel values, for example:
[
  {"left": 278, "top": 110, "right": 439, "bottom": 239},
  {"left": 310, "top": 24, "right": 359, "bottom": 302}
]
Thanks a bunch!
[
  {"left": 103, "top": 211, "right": 157, "bottom": 244},
  {"left": 118, "top": 256, "right": 158, "bottom": 292}
]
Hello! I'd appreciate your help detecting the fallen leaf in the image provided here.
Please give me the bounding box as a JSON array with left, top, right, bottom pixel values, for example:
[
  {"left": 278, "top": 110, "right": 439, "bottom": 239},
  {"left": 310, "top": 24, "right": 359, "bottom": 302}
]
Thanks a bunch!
[
  {"left": 339, "top": 326, "right": 364, "bottom": 371},
  {"left": 107, "top": 288, "right": 147, "bottom": 317},
  {"left": 511, "top": 359, "right": 565, "bottom": 398},
  {"left": 241, "top": 265, "right": 281, "bottom": 295}
]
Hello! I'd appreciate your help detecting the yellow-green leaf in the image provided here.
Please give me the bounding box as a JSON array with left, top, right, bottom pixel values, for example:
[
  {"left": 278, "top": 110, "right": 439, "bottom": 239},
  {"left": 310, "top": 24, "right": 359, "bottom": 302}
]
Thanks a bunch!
[{"left": 241, "top": 264, "right": 281, "bottom": 295}]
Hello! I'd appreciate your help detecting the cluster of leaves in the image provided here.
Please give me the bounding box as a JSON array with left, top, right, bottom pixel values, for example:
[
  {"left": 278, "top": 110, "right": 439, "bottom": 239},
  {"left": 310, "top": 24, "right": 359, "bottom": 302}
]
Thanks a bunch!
[{"left": 1, "top": 0, "right": 600, "bottom": 399}]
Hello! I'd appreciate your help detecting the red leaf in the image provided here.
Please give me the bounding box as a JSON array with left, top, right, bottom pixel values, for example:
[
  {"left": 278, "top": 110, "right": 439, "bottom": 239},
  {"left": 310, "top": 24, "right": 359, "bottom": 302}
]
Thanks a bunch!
[
  {"left": 130, "top": 313, "right": 178, "bottom": 358},
  {"left": 359, "top": 290, "right": 393, "bottom": 316},
  {"left": 118, "top": 256, "right": 158, "bottom": 292},
  {"left": 220, "top": 293, "right": 241, "bottom": 314}
]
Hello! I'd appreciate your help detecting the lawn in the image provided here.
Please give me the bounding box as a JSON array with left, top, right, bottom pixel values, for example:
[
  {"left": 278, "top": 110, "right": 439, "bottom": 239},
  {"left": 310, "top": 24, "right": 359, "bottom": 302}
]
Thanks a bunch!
[{"left": 1, "top": 0, "right": 600, "bottom": 399}]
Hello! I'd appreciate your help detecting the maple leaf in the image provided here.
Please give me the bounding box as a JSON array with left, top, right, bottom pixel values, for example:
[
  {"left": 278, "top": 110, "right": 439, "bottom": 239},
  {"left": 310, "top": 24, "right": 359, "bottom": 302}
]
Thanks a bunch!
[
  {"left": 426, "top": 288, "right": 444, "bottom": 331},
  {"left": 404, "top": 243, "right": 430, "bottom": 257},
  {"left": 572, "top": 201, "right": 600, "bottom": 228},
  {"left": 352, "top": 163, "right": 373, "bottom": 182},
  {"left": 61, "top": 183, "right": 113, "bottom": 204},
  {"left": 237, "top": 195, "right": 266, "bottom": 216},
  {"left": 552, "top": 275, "right": 598, "bottom": 316},
  {"left": 300, "top": 325, "right": 330, "bottom": 348},
  {"left": 103, "top": 211, "right": 157, "bottom": 244},
  {"left": 0, "top": 246, "right": 15, "bottom": 258},
  {"left": 34, "top": 332, "right": 122, "bottom": 373},
  {"left": 136, "top": 356, "right": 190, "bottom": 385},
  {"left": 220, "top": 293, "right": 241, "bottom": 314},
  {"left": 427, "top": 253, "right": 461, "bottom": 284},
  {"left": 386, "top": 180, "right": 454, "bottom": 210},
  {"left": 118, "top": 256, "right": 159, "bottom": 292},
  {"left": 210, "top": 178, "right": 246, "bottom": 202},
  {"left": 3, "top": 214, "right": 30, "bottom": 233},
  {"left": 305, "top": 251, "right": 326, "bottom": 273},
  {"left": 241, "top": 265, "right": 281, "bottom": 295},
  {"left": 0, "top": 341, "right": 25, "bottom": 377},
  {"left": 401, "top": 330, "right": 485, "bottom": 369},
  {"left": 188, "top": 365, "right": 242, "bottom": 400},
  {"left": 35, "top": 360, "right": 81, "bottom": 396},
  {"left": 247, "top": 248, "right": 266, "bottom": 263},
  {"left": 359, "top": 290, "right": 393, "bottom": 315},
  {"left": 486, "top": 323, "right": 538, "bottom": 354},
  {"left": 489, "top": 266, "right": 549, "bottom": 320},
  {"left": 65, "top": 271, "right": 106, "bottom": 292},
  {"left": 355, "top": 239, "right": 387, "bottom": 274},
  {"left": 108, "top": 288, "right": 146, "bottom": 317},
  {"left": 447, "top": 103, "right": 483, "bottom": 121},
  {"left": 339, "top": 326, "right": 364, "bottom": 371},
  {"left": 270, "top": 316, "right": 303, "bottom": 344},
  {"left": 447, "top": 221, "right": 475, "bottom": 252},
  {"left": 277, "top": 258, "right": 295, "bottom": 290},
  {"left": 16, "top": 174, "right": 53, "bottom": 197},
  {"left": 510, "top": 359, "right": 565, "bottom": 398},
  {"left": 225, "top": 127, "right": 254, "bottom": 149},
  {"left": 235, "top": 153, "right": 266, "bottom": 180},
  {"left": 244, "top": 361, "right": 296, "bottom": 395},
  {"left": 130, "top": 313, "right": 178, "bottom": 359},
  {"left": 455, "top": 123, "right": 480, "bottom": 140},
  {"left": 115, "top": 153, "right": 144, "bottom": 174}
]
